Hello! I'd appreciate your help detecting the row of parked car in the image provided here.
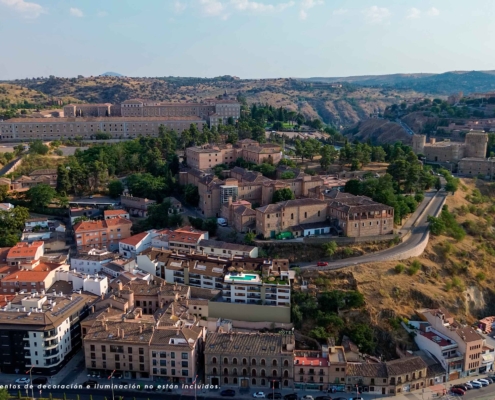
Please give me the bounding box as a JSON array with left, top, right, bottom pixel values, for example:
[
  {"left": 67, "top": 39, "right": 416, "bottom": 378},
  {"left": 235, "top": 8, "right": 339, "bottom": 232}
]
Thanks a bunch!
[
  {"left": 218, "top": 390, "right": 360, "bottom": 400},
  {"left": 451, "top": 375, "right": 495, "bottom": 396}
]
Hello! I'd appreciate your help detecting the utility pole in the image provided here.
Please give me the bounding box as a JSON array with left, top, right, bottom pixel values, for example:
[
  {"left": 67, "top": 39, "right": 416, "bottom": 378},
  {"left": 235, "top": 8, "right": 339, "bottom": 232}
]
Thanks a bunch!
[
  {"left": 27, "top": 366, "right": 34, "bottom": 400},
  {"left": 108, "top": 369, "right": 116, "bottom": 400},
  {"left": 193, "top": 374, "right": 198, "bottom": 400}
]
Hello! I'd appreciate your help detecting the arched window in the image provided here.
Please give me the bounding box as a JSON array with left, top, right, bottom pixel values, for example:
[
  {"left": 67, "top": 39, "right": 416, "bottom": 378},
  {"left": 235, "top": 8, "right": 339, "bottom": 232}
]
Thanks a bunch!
[
  {"left": 213, "top": 368, "right": 217, "bottom": 375},
  {"left": 261, "top": 379, "right": 266, "bottom": 386},
  {"left": 284, "top": 370, "right": 289, "bottom": 378},
  {"left": 261, "top": 369, "right": 266, "bottom": 377},
  {"left": 284, "top": 380, "right": 289, "bottom": 387},
  {"left": 261, "top": 359, "right": 266, "bottom": 366},
  {"left": 252, "top": 369, "right": 257, "bottom": 377},
  {"left": 212, "top": 357, "right": 217, "bottom": 364},
  {"left": 243, "top": 368, "right": 247, "bottom": 376},
  {"left": 252, "top": 359, "right": 257, "bottom": 366},
  {"left": 224, "top": 377, "right": 228, "bottom": 384},
  {"left": 273, "top": 370, "right": 277, "bottom": 377},
  {"left": 252, "top": 378, "right": 256, "bottom": 385},
  {"left": 243, "top": 358, "right": 247, "bottom": 365},
  {"left": 233, "top": 358, "right": 238, "bottom": 365},
  {"left": 233, "top": 378, "right": 238, "bottom": 384},
  {"left": 224, "top": 368, "right": 228, "bottom": 375},
  {"left": 223, "top": 358, "right": 228, "bottom": 365},
  {"left": 284, "top": 360, "right": 289, "bottom": 367},
  {"left": 273, "top": 360, "right": 278, "bottom": 366},
  {"left": 233, "top": 368, "right": 238, "bottom": 376}
]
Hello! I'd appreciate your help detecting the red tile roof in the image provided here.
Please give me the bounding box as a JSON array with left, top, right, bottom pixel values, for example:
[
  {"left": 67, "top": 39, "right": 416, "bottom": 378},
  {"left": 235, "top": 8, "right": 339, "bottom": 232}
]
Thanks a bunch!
[
  {"left": 2, "top": 269, "right": 51, "bottom": 283},
  {"left": 119, "top": 232, "right": 149, "bottom": 247},
  {"left": 105, "top": 217, "right": 132, "bottom": 227},
  {"left": 74, "top": 217, "right": 132, "bottom": 232},
  {"left": 6, "top": 242, "right": 43, "bottom": 259},
  {"left": 294, "top": 356, "right": 329, "bottom": 367}
]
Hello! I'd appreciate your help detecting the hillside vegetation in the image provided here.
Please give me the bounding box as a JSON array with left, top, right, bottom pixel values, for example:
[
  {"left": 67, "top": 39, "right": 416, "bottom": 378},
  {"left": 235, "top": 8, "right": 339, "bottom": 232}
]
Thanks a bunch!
[
  {"left": 4, "top": 76, "right": 423, "bottom": 127},
  {"left": 298, "top": 178, "right": 495, "bottom": 354}
]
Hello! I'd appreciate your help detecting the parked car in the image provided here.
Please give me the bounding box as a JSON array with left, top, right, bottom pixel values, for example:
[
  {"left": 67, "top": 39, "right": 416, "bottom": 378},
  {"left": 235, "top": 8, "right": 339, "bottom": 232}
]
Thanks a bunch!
[
  {"left": 317, "top": 261, "right": 328, "bottom": 267},
  {"left": 463, "top": 382, "right": 473, "bottom": 390},
  {"left": 348, "top": 398, "right": 365, "bottom": 400},
  {"left": 83, "top": 380, "right": 98, "bottom": 388},
  {"left": 283, "top": 394, "right": 298, "bottom": 400},
  {"left": 479, "top": 378, "right": 491, "bottom": 385},
  {"left": 315, "top": 396, "right": 332, "bottom": 400},
  {"left": 485, "top": 378, "right": 494, "bottom": 384},
  {"left": 450, "top": 388, "right": 465, "bottom": 396},
  {"left": 477, "top": 379, "right": 489, "bottom": 387},
  {"left": 253, "top": 392, "right": 266, "bottom": 398},
  {"left": 300, "top": 396, "right": 314, "bottom": 400},
  {"left": 453, "top": 384, "right": 468, "bottom": 391},
  {"left": 267, "top": 393, "right": 282, "bottom": 400},
  {"left": 469, "top": 380, "right": 482, "bottom": 388},
  {"left": 32, "top": 377, "right": 48, "bottom": 385},
  {"left": 15, "top": 378, "right": 30, "bottom": 384},
  {"left": 221, "top": 389, "right": 236, "bottom": 397}
]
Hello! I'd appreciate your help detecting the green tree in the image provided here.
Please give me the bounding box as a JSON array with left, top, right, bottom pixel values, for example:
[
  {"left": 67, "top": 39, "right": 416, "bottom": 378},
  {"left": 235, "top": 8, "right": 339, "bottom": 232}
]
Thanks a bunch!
[
  {"left": 272, "top": 188, "right": 295, "bottom": 203},
  {"left": 434, "top": 177, "right": 442, "bottom": 191},
  {"left": 0, "top": 185, "right": 8, "bottom": 202},
  {"left": 320, "top": 145, "right": 336, "bottom": 171},
  {"left": 347, "top": 323, "right": 376, "bottom": 354},
  {"left": 26, "top": 184, "right": 56, "bottom": 209},
  {"left": 108, "top": 180, "right": 124, "bottom": 199},
  {"left": 73, "top": 216, "right": 90, "bottom": 225},
  {"left": 56, "top": 164, "right": 71, "bottom": 195},
  {"left": 323, "top": 241, "right": 337, "bottom": 257},
  {"left": 280, "top": 171, "right": 295, "bottom": 180},
  {"left": 29, "top": 140, "right": 49, "bottom": 155},
  {"left": 244, "top": 232, "right": 256, "bottom": 245}
]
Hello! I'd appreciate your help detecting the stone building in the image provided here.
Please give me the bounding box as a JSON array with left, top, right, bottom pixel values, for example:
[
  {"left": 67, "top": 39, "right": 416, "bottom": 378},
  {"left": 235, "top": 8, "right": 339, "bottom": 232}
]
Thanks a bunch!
[
  {"left": 205, "top": 332, "right": 295, "bottom": 389},
  {"left": 63, "top": 104, "right": 112, "bottom": 118},
  {"left": 120, "top": 194, "right": 156, "bottom": 217}
]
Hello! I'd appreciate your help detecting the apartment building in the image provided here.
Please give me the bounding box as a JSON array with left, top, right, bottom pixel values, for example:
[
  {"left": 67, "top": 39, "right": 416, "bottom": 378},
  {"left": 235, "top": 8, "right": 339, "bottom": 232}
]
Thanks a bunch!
[
  {"left": 186, "top": 141, "right": 282, "bottom": 171},
  {"left": 82, "top": 278, "right": 208, "bottom": 382},
  {"left": 73, "top": 217, "right": 133, "bottom": 251},
  {"left": 63, "top": 103, "right": 112, "bottom": 118},
  {"left": 119, "top": 230, "right": 157, "bottom": 259},
  {"left": 417, "top": 308, "right": 491, "bottom": 376},
  {"left": 137, "top": 250, "right": 291, "bottom": 307},
  {"left": 205, "top": 332, "right": 295, "bottom": 389},
  {"left": 0, "top": 290, "right": 98, "bottom": 375},
  {"left": 198, "top": 239, "right": 258, "bottom": 258},
  {"left": 294, "top": 345, "right": 347, "bottom": 391},
  {"left": 120, "top": 194, "right": 156, "bottom": 218},
  {"left": 0, "top": 117, "right": 205, "bottom": 141},
  {"left": 407, "top": 321, "right": 464, "bottom": 380},
  {"left": 6, "top": 241, "right": 45, "bottom": 267},
  {"left": 346, "top": 357, "right": 429, "bottom": 396},
  {"left": 70, "top": 249, "right": 119, "bottom": 275}
]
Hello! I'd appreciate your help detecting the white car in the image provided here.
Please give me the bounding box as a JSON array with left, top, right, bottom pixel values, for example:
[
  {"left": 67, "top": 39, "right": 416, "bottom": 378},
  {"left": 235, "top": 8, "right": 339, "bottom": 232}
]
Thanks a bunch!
[
  {"left": 477, "top": 379, "right": 489, "bottom": 386},
  {"left": 464, "top": 382, "right": 473, "bottom": 389},
  {"left": 301, "top": 396, "right": 314, "bottom": 400},
  {"left": 253, "top": 392, "right": 266, "bottom": 398},
  {"left": 15, "top": 378, "right": 30, "bottom": 384},
  {"left": 470, "top": 380, "right": 482, "bottom": 388}
]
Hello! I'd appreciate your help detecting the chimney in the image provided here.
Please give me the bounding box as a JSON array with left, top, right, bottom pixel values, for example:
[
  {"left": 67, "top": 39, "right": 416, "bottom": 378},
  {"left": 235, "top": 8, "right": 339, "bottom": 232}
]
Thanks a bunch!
[
  {"left": 117, "top": 328, "right": 120, "bottom": 337},
  {"left": 105, "top": 323, "right": 108, "bottom": 331},
  {"left": 106, "top": 307, "right": 110, "bottom": 313},
  {"left": 91, "top": 306, "right": 95, "bottom": 314},
  {"left": 118, "top": 282, "right": 123, "bottom": 291},
  {"left": 101, "top": 294, "right": 104, "bottom": 300},
  {"left": 176, "top": 327, "right": 180, "bottom": 335}
]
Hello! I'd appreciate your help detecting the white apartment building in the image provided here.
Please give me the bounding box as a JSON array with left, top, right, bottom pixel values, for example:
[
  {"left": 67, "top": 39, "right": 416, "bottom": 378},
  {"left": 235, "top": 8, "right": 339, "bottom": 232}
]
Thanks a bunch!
[
  {"left": 55, "top": 270, "right": 109, "bottom": 296},
  {"left": 119, "top": 230, "right": 157, "bottom": 259},
  {"left": 70, "top": 249, "right": 117, "bottom": 275}
]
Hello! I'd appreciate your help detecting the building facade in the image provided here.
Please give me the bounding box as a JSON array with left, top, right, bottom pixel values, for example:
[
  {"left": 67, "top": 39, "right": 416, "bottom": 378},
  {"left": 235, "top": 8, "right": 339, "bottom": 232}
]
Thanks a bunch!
[{"left": 73, "top": 217, "right": 133, "bottom": 251}]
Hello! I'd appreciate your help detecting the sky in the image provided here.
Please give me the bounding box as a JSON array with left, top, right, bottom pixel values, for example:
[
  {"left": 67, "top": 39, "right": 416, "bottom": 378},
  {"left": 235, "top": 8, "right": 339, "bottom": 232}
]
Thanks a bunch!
[{"left": 1, "top": 0, "right": 495, "bottom": 80}]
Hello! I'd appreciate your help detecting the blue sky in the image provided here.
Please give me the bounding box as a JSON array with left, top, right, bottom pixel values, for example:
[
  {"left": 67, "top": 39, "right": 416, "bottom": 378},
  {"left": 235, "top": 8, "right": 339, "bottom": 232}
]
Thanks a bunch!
[{"left": 1, "top": 0, "right": 495, "bottom": 80}]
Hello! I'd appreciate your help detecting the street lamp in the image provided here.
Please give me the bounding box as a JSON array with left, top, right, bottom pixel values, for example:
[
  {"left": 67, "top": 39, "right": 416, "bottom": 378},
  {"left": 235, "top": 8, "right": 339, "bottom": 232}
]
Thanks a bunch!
[
  {"left": 26, "top": 365, "right": 34, "bottom": 400},
  {"left": 193, "top": 374, "right": 198, "bottom": 400},
  {"left": 108, "top": 369, "right": 116, "bottom": 400}
]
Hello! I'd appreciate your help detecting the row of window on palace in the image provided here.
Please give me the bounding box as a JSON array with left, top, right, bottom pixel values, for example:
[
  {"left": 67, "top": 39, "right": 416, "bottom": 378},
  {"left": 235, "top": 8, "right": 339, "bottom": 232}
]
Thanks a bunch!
[
  {"left": 211, "top": 357, "right": 290, "bottom": 366},
  {"left": 89, "top": 345, "right": 189, "bottom": 359}
]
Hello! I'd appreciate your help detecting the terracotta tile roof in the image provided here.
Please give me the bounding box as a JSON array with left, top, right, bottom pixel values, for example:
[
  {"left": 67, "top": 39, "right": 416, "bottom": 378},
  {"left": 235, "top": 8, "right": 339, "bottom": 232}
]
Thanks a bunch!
[
  {"left": 234, "top": 205, "right": 256, "bottom": 216},
  {"left": 119, "top": 232, "right": 149, "bottom": 247},
  {"left": 2, "top": 269, "right": 52, "bottom": 283},
  {"left": 7, "top": 242, "right": 43, "bottom": 259},
  {"left": 385, "top": 356, "right": 427, "bottom": 376},
  {"left": 456, "top": 326, "right": 483, "bottom": 342},
  {"left": 29, "top": 169, "right": 57, "bottom": 176},
  {"left": 346, "top": 363, "right": 388, "bottom": 378},
  {"left": 105, "top": 216, "right": 132, "bottom": 227},
  {"left": 74, "top": 220, "right": 106, "bottom": 232},
  {"left": 104, "top": 210, "right": 128, "bottom": 216},
  {"left": 4, "top": 116, "right": 205, "bottom": 123},
  {"left": 205, "top": 332, "right": 294, "bottom": 355}
]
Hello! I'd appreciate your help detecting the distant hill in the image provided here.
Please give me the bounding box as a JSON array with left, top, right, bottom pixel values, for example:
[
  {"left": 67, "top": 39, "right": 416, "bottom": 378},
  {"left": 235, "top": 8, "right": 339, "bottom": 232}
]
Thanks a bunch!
[
  {"left": 302, "top": 70, "right": 495, "bottom": 95},
  {"left": 100, "top": 72, "right": 123, "bottom": 77},
  {"left": 5, "top": 76, "right": 423, "bottom": 127}
]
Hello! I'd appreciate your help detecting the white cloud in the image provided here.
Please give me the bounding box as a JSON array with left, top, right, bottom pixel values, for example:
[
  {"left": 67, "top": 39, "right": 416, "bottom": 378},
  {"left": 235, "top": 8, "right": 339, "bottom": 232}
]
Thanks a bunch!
[
  {"left": 332, "top": 8, "right": 347, "bottom": 15},
  {"left": 0, "top": 0, "right": 46, "bottom": 18},
  {"left": 174, "top": 1, "right": 187, "bottom": 13},
  {"left": 299, "top": 0, "right": 323, "bottom": 20},
  {"left": 199, "top": 0, "right": 225, "bottom": 16},
  {"left": 406, "top": 7, "right": 420, "bottom": 19},
  {"left": 363, "top": 5, "right": 391, "bottom": 24},
  {"left": 231, "top": 0, "right": 294, "bottom": 13},
  {"left": 70, "top": 7, "right": 83, "bottom": 17},
  {"left": 427, "top": 7, "right": 440, "bottom": 17},
  {"left": 96, "top": 10, "right": 108, "bottom": 17}
]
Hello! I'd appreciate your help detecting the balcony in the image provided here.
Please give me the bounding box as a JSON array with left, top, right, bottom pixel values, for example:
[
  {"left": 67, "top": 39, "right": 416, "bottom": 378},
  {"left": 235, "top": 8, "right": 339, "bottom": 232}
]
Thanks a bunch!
[
  {"left": 43, "top": 340, "right": 59, "bottom": 350},
  {"left": 44, "top": 348, "right": 59, "bottom": 358}
]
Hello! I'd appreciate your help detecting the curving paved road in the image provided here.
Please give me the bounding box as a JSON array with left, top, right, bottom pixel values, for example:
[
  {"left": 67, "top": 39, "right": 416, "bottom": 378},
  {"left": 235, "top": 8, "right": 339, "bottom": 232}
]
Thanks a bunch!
[{"left": 301, "top": 189, "right": 448, "bottom": 270}]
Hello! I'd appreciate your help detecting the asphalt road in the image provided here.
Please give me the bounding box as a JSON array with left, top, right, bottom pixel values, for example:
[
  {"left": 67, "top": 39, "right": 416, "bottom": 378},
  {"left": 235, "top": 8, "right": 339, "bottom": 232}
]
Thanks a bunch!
[
  {"left": 462, "top": 383, "right": 495, "bottom": 400},
  {"left": 301, "top": 190, "right": 448, "bottom": 270}
]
